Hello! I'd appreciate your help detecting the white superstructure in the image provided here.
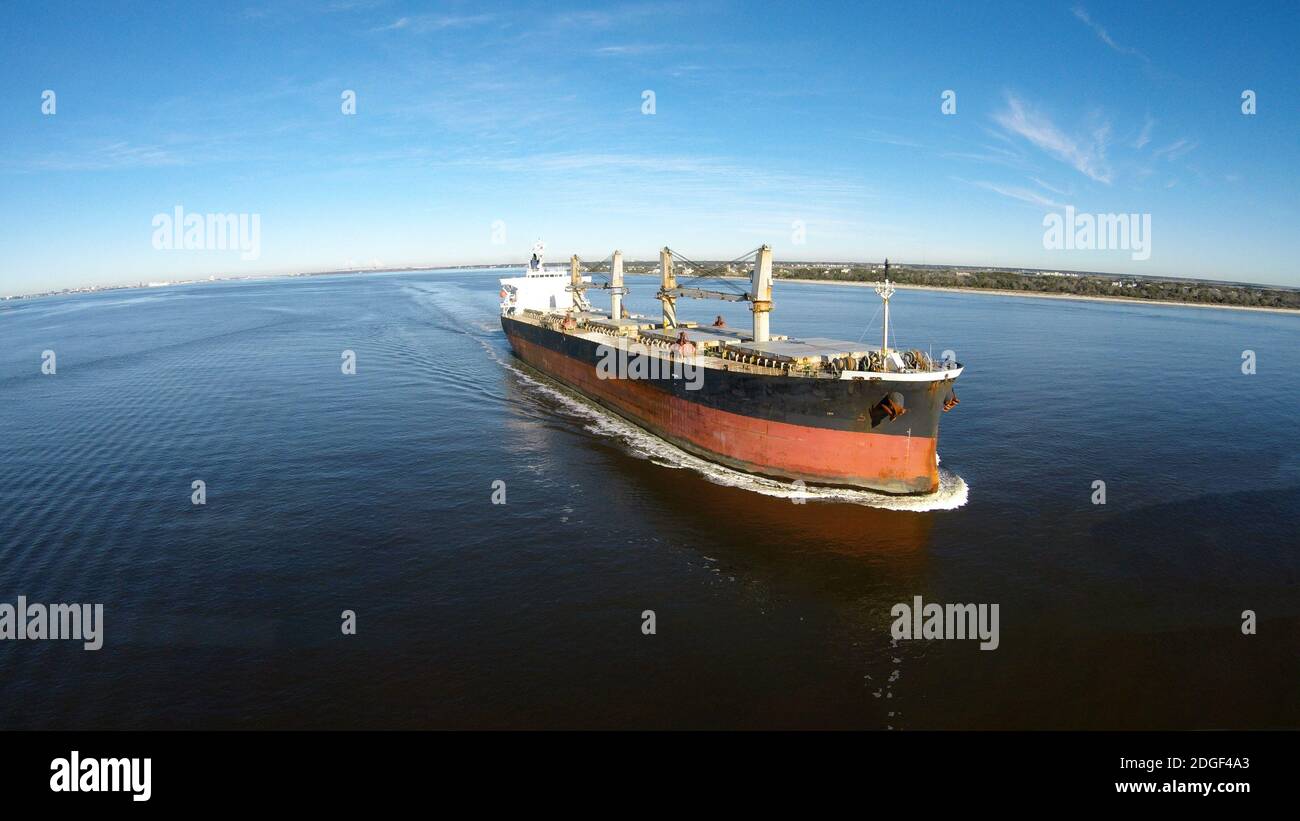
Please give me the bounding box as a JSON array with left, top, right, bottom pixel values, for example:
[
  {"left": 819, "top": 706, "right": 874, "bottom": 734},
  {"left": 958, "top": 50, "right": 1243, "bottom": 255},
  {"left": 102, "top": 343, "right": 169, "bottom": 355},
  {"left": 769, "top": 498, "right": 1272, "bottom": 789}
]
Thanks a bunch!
[{"left": 499, "top": 240, "right": 591, "bottom": 315}]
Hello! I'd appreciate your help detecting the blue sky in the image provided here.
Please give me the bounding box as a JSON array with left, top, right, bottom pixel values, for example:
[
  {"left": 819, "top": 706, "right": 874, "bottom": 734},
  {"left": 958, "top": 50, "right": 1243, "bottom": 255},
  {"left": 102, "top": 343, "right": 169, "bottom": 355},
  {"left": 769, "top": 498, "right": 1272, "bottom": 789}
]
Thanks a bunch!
[{"left": 1, "top": 0, "right": 1297, "bottom": 295}]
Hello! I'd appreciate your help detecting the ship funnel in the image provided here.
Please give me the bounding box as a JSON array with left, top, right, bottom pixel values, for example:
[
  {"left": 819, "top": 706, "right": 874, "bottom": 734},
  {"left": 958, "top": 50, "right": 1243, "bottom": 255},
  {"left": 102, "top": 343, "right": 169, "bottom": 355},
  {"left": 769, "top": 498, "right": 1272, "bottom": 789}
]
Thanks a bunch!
[
  {"left": 750, "top": 245, "right": 773, "bottom": 342},
  {"left": 611, "top": 250, "right": 624, "bottom": 319}
]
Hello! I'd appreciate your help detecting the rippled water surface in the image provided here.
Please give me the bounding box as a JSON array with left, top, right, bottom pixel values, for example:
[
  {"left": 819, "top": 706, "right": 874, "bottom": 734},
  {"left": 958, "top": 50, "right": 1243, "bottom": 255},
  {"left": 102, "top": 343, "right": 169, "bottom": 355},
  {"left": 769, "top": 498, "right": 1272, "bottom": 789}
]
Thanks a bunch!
[{"left": 1, "top": 269, "right": 1296, "bottom": 728}]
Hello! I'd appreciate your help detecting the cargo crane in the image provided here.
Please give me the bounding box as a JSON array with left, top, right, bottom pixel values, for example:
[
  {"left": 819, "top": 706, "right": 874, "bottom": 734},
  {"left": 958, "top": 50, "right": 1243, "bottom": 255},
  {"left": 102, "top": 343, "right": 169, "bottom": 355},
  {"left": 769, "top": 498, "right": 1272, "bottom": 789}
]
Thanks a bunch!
[{"left": 654, "top": 245, "right": 773, "bottom": 342}]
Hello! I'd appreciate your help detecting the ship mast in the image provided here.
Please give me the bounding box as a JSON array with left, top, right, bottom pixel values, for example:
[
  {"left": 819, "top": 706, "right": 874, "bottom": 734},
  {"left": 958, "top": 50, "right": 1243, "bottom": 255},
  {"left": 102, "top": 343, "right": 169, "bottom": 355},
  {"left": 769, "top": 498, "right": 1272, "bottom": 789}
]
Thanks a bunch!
[
  {"left": 874, "top": 259, "right": 895, "bottom": 354},
  {"left": 750, "top": 245, "right": 773, "bottom": 342},
  {"left": 565, "top": 250, "right": 626, "bottom": 317},
  {"left": 610, "top": 250, "right": 625, "bottom": 319},
  {"left": 568, "top": 254, "right": 593, "bottom": 311},
  {"left": 658, "top": 247, "right": 677, "bottom": 328}
]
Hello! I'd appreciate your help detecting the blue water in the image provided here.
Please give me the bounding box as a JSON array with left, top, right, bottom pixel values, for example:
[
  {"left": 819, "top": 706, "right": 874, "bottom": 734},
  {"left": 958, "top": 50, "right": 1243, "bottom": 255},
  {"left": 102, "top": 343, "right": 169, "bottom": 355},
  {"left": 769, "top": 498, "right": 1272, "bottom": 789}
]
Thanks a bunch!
[{"left": 1, "top": 270, "right": 1296, "bottom": 728}]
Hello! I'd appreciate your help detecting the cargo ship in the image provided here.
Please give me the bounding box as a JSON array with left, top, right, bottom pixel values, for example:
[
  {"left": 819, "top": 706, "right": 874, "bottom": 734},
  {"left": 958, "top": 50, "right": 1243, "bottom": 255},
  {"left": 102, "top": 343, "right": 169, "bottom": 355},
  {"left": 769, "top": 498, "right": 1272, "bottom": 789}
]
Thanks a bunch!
[{"left": 499, "top": 241, "right": 962, "bottom": 494}]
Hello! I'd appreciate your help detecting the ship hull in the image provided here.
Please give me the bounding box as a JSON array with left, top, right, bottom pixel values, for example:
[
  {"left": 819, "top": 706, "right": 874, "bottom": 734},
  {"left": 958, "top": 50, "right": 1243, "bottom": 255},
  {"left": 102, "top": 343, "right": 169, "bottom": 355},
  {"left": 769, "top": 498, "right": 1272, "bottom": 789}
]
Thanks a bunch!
[{"left": 502, "top": 316, "right": 955, "bottom": 494}]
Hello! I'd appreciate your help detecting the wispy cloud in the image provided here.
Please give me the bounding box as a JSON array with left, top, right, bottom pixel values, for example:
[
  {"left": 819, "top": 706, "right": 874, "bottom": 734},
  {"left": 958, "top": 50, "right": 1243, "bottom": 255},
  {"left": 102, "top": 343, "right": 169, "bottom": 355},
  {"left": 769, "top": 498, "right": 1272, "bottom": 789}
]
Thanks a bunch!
[
  {"left": 371, "top": 13, "right": 495, "bottom": 33},
  {"left": 438, "top": 150, "right": 874, "bottom": 222},
  {"left": 326, "top": 0, "right": 389, "bottom": 10},
  {"left": 1071, "top": 6, "right": 1148, "bottom": 61},
  {"left": 940, "top": 136, "right": 1030, "bottom": 171},
  {"left": 549, "top": 2, "right": 694, "bottom": 30},
  {"left": 856, "top": 130, "right": 922, "bottom": 148},
  {"left": 1134, "top": 114, "right": 1155, "bottom": 149},
  {"left": 992, "top": 94, "right": 1113, "bottom": 183},
  {"left": 956, "top": 178, "right": 1067, "bottom": 209},
  {"left": 13, "top": 141, "right": 186, "bottom": 172},
  {"left": 1029, "top": 176, "right": 1070, "bottom": 196},
  {"left": 1153, "top": 138, "right": 1197, "bottom": 161},
  {"left": 595, "top": 44, "right": 666, "bottom": 56}
]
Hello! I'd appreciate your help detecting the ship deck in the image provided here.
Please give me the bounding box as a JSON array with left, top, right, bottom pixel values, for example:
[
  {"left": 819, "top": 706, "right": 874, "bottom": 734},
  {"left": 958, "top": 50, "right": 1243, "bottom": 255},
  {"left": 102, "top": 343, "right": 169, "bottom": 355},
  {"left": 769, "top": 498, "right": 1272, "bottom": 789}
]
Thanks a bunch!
[
  {"left": 512, "top": 309, "right": 960, "bottom": 380},
  {"left": 610, "top": 319, "right": 869, "bottom": 366},
  {"left": 725, "top": 338, "right": 872, "bottom": 365},
  {"left": 639, "top": 326, "right": 759, "bottom": 349}
]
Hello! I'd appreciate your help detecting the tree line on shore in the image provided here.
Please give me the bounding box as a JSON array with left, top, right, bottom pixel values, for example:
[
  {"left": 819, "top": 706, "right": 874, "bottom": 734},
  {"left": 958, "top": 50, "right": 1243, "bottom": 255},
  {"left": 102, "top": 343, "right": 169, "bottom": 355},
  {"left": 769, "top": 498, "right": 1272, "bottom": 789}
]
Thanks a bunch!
[{"left": 775, "top": 266, "right": 1300, "bottom": 310}]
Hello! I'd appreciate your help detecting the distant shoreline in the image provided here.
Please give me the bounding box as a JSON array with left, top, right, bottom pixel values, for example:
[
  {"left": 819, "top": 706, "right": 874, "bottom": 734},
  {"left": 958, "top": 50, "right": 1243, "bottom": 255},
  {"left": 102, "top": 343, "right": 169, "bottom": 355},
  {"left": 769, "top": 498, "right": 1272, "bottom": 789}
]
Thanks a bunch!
[
  {"left": 10, "top": 265, "right": 1298, "bottom": 316},
  {"left": 776, "top": 277, "right": 1300, "bottom": 315}
]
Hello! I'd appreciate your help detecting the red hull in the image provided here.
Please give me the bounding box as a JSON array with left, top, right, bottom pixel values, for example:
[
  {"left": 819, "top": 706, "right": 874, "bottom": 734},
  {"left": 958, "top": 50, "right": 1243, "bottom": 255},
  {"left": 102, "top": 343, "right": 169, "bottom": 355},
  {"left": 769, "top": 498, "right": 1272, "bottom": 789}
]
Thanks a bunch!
[{"left": 507, "top": 331, "right": 940, "bottom": 494}]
